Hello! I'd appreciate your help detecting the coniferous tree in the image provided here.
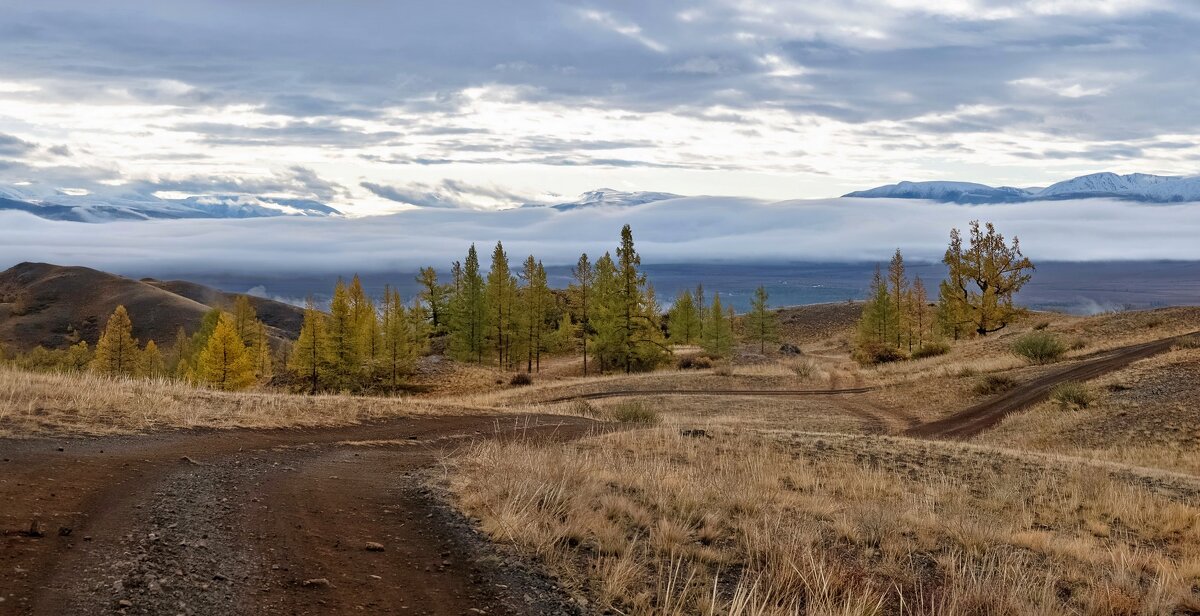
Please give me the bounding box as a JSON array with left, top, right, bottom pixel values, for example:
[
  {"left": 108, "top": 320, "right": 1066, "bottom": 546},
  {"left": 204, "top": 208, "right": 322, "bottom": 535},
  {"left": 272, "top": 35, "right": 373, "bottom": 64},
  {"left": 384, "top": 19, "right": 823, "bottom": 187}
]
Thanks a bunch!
[
  {"left": 196, "top": 313, "right": 256, "bottom": 391},
  {"left": 232, "top": 295, "right": 257, "bottom": 345},
  {"left": 64, "top": 341, "right": 92, "bottom": 372},
  {"left": 942, "top": 221, "right": 1035, "bottom": 336},
  {"left": 91, "top": 305, "right": 140, "bottom": 376},
  {"left": 694, "top": 284, "right": 706, "bottom": 342},
  {"left": 289, "top": 298, "right": 331, "bottom": 394},
  {"left": 140, "top": 340, "right": 166, "bottom": 377},
  {"left": 701, "top": 293, "right": 733, "bottom": 358},
  {"left": 936, "top": 279, "right": 970, "bottom": 341},
  {"left": 612, "top": 224, "right": 668, "bottom": 372},
  {"left": 249, "top": 320, "right": 274, "bottom": 381},
  {"left": 888, "top": 249, "right": 909, "bottom": 348},
  {"left": 327, "top": 279, "right": 360, "bottom": 389},
  {"left": 186, "top": 308, "right": 224, "bottom": 379},
  {"left": 909, "top": 276, "right": 931, "bottom": 350},
  {"left": 744, "top": 285, "right": 778, "bottom": 354},
  {"left": 416, "top": 267, "right": 448, "bottom": 332},
  {"left": 589, "top": 252, "right": 621, "bottom": 372},
  {"left": 169, "top": 326, "right": 192, "bottom": 379},
  {"left": 668, "top": 289, "right": 701, "bottom": 345},
  {"left": 486, "top": 242, "right": 517, "bottom": 368},
  {"left": 568, "top": 253, "right": 594, "bottom": 375},
  {"left": 857, "top": 266, "right": 897, "bottom": 347},
  {"left": 380, "top": 287, "right": 418, "bottom": 388},
  {"left": 448, "top": 245, "right": 487, "bottom": 363}
]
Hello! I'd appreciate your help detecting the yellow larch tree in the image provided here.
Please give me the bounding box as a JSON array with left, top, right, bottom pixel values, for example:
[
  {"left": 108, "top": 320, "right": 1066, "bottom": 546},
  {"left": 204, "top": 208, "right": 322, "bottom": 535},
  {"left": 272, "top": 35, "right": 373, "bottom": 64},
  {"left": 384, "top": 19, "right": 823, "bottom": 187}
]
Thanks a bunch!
[
  {"left": 90, "top": 305, "right": 141, "bottom": 376},
  {"left": 196, "top": 313, "right": 256, "bottom": 391}
]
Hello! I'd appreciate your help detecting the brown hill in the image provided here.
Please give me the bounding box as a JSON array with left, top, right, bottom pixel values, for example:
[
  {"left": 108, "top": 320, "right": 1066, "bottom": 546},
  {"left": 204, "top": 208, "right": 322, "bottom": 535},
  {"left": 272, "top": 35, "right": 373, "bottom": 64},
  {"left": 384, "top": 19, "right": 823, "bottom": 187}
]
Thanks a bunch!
[
  {"left": 143, "top": 278, "right": 305, "bottom": 339},
  {"left": 0, "top": 263, "right": 303, "bottom": 351}
]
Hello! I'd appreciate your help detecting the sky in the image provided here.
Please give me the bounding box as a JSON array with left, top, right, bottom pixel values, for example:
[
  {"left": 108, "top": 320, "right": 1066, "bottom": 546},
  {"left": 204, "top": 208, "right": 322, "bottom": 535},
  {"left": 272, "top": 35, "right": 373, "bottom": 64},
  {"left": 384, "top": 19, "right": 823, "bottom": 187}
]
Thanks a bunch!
[{"left": 1, "top": 1, "right": 1199, "bottom": 214}]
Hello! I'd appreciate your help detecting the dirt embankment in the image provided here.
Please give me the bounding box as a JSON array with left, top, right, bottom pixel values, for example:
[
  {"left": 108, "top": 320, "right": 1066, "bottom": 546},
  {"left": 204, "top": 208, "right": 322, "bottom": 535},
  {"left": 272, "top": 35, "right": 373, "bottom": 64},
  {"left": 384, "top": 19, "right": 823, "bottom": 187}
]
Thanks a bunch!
[{"left": 1, "top": 415, "right": 598, "bottom": 615}]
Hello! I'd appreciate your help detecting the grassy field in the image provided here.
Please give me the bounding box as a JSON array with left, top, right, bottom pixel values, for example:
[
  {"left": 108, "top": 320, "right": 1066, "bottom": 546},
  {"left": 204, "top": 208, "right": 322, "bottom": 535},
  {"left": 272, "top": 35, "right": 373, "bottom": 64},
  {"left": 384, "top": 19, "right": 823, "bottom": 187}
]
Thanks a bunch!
[{"left": 446, "top": 306, "right": 1200, "bottom": 615}]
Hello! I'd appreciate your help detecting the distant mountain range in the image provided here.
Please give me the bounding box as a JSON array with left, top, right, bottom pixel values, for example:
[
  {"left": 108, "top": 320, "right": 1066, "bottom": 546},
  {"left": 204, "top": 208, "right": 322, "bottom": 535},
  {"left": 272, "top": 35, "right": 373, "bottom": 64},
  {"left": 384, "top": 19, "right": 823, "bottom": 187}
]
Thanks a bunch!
[
  {"left": 528, "top": 188, "right": 683, "bottom": 210},
  {"left": 0, "top": 187, "right": 340, "bottom": 223},
  {"left": 844, "top": 172, "right": 1200, "bottom": 204}
]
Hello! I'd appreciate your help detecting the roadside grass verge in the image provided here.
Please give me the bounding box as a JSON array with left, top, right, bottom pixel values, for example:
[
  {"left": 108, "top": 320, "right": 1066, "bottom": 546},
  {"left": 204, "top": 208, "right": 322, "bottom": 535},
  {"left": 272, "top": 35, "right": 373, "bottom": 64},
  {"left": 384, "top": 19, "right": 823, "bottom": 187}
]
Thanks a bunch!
[
  {"left": 450, "top": 428, "right": 1200, "bottom": 615},
  {"left": 0, "top": 366, "right": 470, "bottom": 436}
]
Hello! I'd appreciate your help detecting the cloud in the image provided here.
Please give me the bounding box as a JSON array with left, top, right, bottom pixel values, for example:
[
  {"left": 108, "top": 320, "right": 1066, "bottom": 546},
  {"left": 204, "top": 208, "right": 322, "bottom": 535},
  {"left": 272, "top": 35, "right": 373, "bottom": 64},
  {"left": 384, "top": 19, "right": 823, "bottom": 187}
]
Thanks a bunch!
[
  {"left": 1, "top": 198, "right": 1197, "bottom": 278},
  {"left": 0, "top": 133, "right": 35, "bottom": 156}
]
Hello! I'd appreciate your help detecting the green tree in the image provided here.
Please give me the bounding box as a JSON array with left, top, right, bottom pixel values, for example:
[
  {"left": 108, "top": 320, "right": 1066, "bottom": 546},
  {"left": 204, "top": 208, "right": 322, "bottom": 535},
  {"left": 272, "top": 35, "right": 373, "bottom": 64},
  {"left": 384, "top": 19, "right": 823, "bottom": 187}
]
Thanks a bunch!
[
  {"left": 744, "top": 285, "right": 778, "bottom": 354},
  {"left": 486, "top": 242, "right": 517, "bottom": 367},
  {"left": 568, "top": 253, "right": 594, "bottom": 375},
  {"left": 612, "top": 225, "right": 668, "bottom": 372},
  {"left": 416, "top": 267, "right": 448, "bottom": 332},
  {"left": 448, "top": 244, "right": 487, "bottom": 363},
  {"left": 516, "top": 256, "right": 552, "bottom": 373},
  {"left": 701, "top": 293, "right": 734, "bottom": 357},
  {"left": 289, "top": 298, "right": 331, "bottom": 394},
  {"left": 668, "top": 289, "right": 702, "bottom": 345},
  {"left": 943, "top": 221, "right": 1035, "bottom": 336},
  {"left": 857, "top": 266, "right": 898, "bottom": 348},
  {"left": 196, "top": 313, "right": 256, "bottom": 391},
  {"left": 888, "top": 249, "right": 909, "bottom": 348},
  {"left": 91, "top": 305, "right": 140, "bottom": 376},
  {"left": 327, "top": 279, "right": 361, "bottom": 389},
  {"left": 380, "top": 287, "right": 419, "bottom": 388},
  {"left": 64, "top": 341, "right": 92, "bottom": 372}
]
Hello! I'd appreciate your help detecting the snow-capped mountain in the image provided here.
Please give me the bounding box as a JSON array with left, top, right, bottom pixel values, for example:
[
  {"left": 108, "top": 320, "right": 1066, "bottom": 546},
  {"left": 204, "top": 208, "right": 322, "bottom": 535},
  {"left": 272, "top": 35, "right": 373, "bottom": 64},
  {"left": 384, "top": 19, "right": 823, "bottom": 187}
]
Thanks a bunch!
[
  {"left": 0, "top": 187, "right": 341, "bottom": 222},
  {"left": 533, "top": 188, "right": 682, "bottom": 210},
  {"left": 845, "top": 172, "right": 1200, "bottom": 204}
]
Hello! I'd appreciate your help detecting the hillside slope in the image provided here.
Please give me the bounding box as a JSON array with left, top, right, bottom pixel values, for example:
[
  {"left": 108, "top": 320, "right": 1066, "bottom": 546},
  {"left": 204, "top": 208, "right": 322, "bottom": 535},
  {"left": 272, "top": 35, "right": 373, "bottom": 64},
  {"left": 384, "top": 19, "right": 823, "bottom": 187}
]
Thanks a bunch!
[{"left": 0, "top": 263, "right": 301, "bottom": 350}]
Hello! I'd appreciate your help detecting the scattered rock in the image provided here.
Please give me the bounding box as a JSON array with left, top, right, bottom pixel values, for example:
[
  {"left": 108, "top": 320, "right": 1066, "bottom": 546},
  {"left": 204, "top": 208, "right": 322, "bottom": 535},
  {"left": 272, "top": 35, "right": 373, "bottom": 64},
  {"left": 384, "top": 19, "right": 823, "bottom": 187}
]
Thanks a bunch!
[
  {"left": 679, "top": 428, "right": 712, "bottom": 439},
  {"left": 302, "top": 578, "right": 332, "bottom": 588},
  {"left": 780, "top": 343, "right": 803, "bottom": 356},
  {"left": 19, "top": 519, "right": 45, "bottom": 538},
  {"left": 117, "top": 599, "right": 133, "bottom": 608},
  {"left": 365, "top": 542, "right": 386, "bottom": 552}
]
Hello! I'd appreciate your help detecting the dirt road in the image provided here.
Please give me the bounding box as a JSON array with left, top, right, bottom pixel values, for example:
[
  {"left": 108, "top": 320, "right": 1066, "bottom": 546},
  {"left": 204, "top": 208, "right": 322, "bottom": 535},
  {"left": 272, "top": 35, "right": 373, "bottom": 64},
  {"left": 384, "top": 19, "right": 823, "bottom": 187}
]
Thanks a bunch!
[
  {"left": 906, "top": 333, "right": 1194, "bottom": 440},
  {"left": 1, "top": 414, "right": 597, "bottom": 616}
]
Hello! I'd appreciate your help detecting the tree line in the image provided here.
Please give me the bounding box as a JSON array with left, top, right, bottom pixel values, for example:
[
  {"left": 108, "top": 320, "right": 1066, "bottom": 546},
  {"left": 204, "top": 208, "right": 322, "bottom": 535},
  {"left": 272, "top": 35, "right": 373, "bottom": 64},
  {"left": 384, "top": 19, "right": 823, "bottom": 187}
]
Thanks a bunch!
[{"left": 855, "top": 220, "right": 1034, "bottom": 364}]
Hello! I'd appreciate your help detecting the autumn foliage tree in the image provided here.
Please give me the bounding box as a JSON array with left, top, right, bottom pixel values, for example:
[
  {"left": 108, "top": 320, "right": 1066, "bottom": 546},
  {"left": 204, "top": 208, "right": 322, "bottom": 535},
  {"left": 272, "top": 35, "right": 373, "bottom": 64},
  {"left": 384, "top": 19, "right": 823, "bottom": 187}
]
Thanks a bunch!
[
  {"left": 196, "top": 313, "right": 256, "bottom": 391},
  {"left": 91, "top": 305, "right": 141, "bottom": 376},
  {"left": 940, "top": 221, "right": 1035, "bottom": 336}
]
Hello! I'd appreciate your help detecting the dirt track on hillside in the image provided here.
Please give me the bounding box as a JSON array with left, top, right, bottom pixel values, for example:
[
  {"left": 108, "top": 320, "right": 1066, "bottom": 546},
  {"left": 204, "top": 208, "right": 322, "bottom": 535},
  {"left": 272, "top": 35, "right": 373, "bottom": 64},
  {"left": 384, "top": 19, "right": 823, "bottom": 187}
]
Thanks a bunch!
[
  {"left": 0, "top": 415, "right": 598, "bottom": 616},
  {"left": 906, "top": 333, "right": 1196, "bottom": 440}
]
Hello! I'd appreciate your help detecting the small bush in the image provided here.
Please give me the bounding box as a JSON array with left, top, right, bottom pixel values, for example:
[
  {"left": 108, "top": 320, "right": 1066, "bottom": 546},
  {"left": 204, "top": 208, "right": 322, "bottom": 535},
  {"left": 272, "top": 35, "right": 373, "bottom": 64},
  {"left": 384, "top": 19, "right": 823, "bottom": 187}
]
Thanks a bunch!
[
  {"left": 1051, "top": 382, "right": 1094, "bottom": 410},
  {"left": 1068, "top": 337, "right": 1087, "bottom": 351},
  {"left": 787, "top": 359, "right": 816, "bottom": 379},
  {"left": 911, "top": 341, "right": 950, "bottom": 360},
  {"left": 955, "top": 366, "right": 977, "bottom": 378},
  {"left": 677, "top": 355, "right": 714, "bottom": 370},
  {"left": 974, "top": 374, "right": 1018, "bottom": 396},
  {"left": 509, "top": 372, "right": 533, "bottom": 386},
  {"left": 712, "top": 362, "right": 734, "bottom": 377},
  {"left": 1012, "top": 332, "right": 1066, "bottom": 364},
  {"left": 1033, "top": 321, "right": 1051, "bottom": 331},
  {"left": 608, "top": 401, "right": 659, "bottom": 424},
  {"left": 853, "top": 343, "right": 907, "bottom": 366}
]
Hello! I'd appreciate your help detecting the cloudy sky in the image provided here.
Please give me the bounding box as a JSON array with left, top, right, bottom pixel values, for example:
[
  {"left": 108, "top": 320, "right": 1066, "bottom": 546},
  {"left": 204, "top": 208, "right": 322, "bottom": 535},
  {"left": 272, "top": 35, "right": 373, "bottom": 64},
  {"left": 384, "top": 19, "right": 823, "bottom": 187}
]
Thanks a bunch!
[{"left": 2, "top": 1, "right": 1199, "bottom": 214}]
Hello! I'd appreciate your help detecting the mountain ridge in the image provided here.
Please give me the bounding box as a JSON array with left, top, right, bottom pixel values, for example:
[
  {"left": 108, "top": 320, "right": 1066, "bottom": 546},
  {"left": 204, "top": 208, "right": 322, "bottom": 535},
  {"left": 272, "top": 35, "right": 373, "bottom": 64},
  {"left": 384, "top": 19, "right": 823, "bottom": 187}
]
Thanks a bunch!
[{"left": 845, "top": 172, "right": 1200, "bottom": 204}]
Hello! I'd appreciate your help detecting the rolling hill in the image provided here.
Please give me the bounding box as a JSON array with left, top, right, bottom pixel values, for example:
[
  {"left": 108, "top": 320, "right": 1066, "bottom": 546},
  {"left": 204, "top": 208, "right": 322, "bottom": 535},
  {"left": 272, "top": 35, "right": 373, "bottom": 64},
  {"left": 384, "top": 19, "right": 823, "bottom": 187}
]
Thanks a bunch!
[{"left": 0, "top": 263, "right": 304, "bottom": 351}]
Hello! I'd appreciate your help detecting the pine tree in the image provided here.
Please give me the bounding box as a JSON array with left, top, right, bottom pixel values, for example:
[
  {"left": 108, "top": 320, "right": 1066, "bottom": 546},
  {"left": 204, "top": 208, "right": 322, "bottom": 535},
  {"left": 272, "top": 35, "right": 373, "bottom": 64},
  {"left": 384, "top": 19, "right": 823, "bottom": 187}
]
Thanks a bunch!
[
  {"left": 196, "top": 313, "right": 256, "bottom": 391},
  {"left": 744, "top": 285, "right": 778, "bottom": 353},
  {"left": 380, "top": 287, "right": 418, "bottom": 388},
  {"left": 327, "top": 279, "right": 360, "bottom": 389},
  {"left": 416, "top": 267, "right": 448, "bottom": 332},
  {"left": 888, "top": 249, "right": 909, "bottom": 348},
  {"left": 668, "top": 290, "right": 701, "bottom": 345},
  {"left": 91, "top": 305, "right": 140, "bottom": 376},
  {"left": 289, "top": 298, "right": 331, "bottom": 394},
  {"left": 568, "top": 253, "right": 594, "bottom": 375},
  {"left": 232, "top": 295, "right": 257, "bottom": 345},
  {"left": 486, "top": 242, "right": 517, "bottom": 368},
  {"left": 515, "top": 257, "right": 551, "bottom": 373},
  {"left": 701, "top": 293, "right": 733, "bottom": 357},
  {"left": 942, "top": 221, "right": 1035, "bottom": 336},
  {"left": 589, "top": 252, "right": 621, "bottom": 372},
  {"left": 449, "top": 245, "right": 487, "bottom": 363},
  {"left": 140, "top": 340, "right": 166, "bottom": 377},
  {"left": 612, "top": 224, "right": 667, "bottom": 372}
]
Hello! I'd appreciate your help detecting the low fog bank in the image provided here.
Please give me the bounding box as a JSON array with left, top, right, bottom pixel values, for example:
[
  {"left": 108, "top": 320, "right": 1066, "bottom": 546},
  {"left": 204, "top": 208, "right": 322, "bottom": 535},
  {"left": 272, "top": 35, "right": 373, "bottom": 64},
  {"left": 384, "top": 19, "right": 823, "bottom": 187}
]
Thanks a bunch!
[{"left": 3, "top": 196, "right": 1198, "bottom": 276}]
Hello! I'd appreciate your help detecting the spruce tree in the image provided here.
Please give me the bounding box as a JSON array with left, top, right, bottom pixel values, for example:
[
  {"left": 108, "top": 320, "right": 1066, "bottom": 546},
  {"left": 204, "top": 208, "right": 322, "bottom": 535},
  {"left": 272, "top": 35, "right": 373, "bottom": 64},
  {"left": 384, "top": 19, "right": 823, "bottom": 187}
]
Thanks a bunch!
[
  {"left": 568, "top": 253, "right": 594, "bottom": 375},
  {"left": 613, "top": 224, "right": 667, "bottom": 372},
  {"left": 486, "top": 242, "right": 516, "bottom": 368},
  {"left": 449, "top": 245, "right": 487, "bottom": 363},
  {"left": 196, "top": 313, "right": 255, "bottom": 391},
  {"left": 744, "top": 285, "right": 778, "bottom": 353},
  {"left": 289, "top": 298, "right": 331, "bottom": 394},
  {"left": 701, "top": 293, "right": 733, "bottom": 358},
  {"left": 91, "top": 305, "right": 140, "bottom": 376},
  {"left": 668, "top": 289, "right": 701, "bottom": 345},
  {"left": 416, "top": 267, "right": 448, "bottom": 332}
]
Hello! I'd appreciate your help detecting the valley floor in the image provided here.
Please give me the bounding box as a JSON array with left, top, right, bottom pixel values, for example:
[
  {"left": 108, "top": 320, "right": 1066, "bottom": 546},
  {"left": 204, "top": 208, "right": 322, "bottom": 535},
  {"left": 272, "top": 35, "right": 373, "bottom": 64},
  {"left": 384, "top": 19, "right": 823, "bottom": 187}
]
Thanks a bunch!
[{"left": 2, "top": 304, "right": 1199, "bottom": 615}]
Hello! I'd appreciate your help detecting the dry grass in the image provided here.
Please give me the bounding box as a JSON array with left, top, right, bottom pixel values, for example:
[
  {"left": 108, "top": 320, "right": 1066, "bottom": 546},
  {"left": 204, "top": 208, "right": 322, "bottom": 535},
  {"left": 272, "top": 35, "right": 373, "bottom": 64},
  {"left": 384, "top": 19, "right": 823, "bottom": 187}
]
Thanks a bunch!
[
  {"left": 450, "top": 427, "right": 1200, "bottom": 615},
  {"left": 0, "top": 365, "right": 476, "bottom": 436}
]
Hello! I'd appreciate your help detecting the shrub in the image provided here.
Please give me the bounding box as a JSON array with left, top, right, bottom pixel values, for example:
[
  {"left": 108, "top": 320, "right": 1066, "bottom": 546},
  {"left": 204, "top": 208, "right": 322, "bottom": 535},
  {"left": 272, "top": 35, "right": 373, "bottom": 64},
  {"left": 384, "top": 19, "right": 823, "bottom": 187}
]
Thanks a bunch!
[
  {"left": 608, "top": 401, "right": 659, "bottom": 424},
  {"left": 787, "top": 359, "right": 816, "bottom": 379},
  {"left": 1051, "top": 382, "right": 1094, "bottom": 410},
  {"left": 1173, "top": 335, "right": 1200, "bottom": 350},
  {"left": 712, "top": 362, "right": 734, "bottom": 377},
  {"left": 911, "top": 341, "right": 950, "bottom": 360},
  {"left": 1011, "top": 332, "right": 1066, "bottom": 364},
  {"left": 1068, "top": 337, "right": 1087, "bottom": 351},
  {"left": 1033, "top": 321, "right": 1051, "bottom": 331},
  {"left": 853, "top": 343, "right": 907, "bottom": 366},
  {"left": 974, "top": 374, "right": 1018, "bottom": 396},
  {"left": 509, "top": 372, "right": 533, "bottom": 386},
  {"left": 677, "top": 355, "right": 714, "bottom": 370}
]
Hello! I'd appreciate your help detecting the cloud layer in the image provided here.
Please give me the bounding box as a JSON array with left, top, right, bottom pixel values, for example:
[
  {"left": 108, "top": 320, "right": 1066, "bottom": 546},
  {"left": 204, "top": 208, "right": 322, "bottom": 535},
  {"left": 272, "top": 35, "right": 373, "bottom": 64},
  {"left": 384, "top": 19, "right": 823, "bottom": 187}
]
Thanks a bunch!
[
  {"left": 2, "top": 197, "right": 1197, "bottom": 276},
  {"left": 0, "top": 2, "right": 1198, "bottom": 213}
]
